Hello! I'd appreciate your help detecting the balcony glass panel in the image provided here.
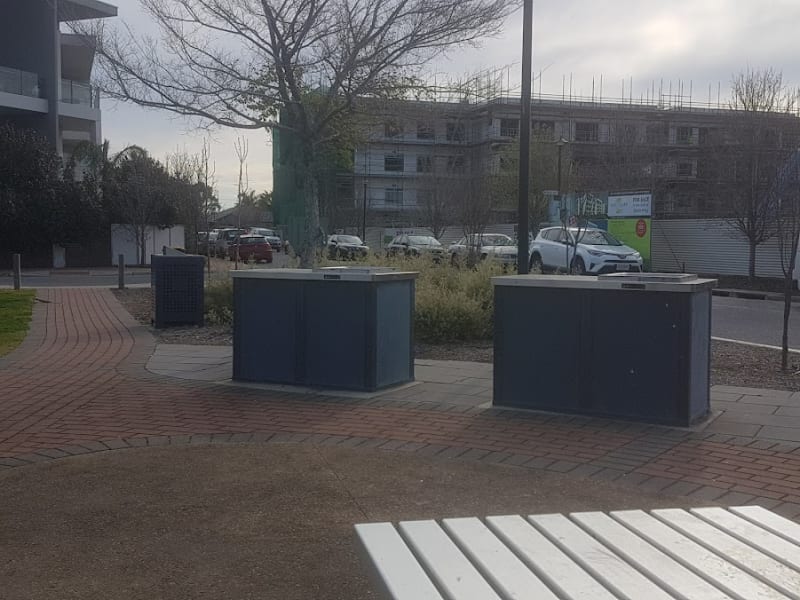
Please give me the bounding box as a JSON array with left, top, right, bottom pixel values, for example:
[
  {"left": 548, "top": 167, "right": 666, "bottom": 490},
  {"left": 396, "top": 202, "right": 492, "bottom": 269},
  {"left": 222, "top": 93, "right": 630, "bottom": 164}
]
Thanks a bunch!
[
  {"left": 0, "top": 66, "right": 41, "bottom": 97},
  {"left": 61, "top": 79, "right": 95, "bottom": 106}
]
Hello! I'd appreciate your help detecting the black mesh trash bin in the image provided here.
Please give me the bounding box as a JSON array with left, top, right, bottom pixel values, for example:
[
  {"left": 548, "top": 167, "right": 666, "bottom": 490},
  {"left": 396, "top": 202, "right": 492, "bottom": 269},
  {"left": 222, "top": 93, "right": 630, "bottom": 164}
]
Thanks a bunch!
[
  {"left": 151, "top": 254, "right": 205, "bottom": 328},
  {"left": 232, "top": 267, "right": 417, "bottom": 391},
  {"left": 492, "top": 273, "right": 717, "bottom": 427}
]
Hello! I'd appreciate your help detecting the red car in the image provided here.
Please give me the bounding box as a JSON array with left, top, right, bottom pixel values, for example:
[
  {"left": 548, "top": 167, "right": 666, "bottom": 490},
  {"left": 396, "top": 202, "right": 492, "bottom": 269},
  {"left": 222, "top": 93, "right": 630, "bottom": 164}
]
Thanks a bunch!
[{"left": 228, "top": 235, "right": 273, "bottom": 263}]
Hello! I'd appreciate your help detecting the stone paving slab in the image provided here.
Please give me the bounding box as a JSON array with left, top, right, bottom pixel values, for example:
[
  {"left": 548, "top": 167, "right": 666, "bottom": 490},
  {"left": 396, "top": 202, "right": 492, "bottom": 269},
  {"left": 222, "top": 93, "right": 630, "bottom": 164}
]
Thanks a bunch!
[{"left": 3, "top": 288, "right": 800, "bottom": 519}]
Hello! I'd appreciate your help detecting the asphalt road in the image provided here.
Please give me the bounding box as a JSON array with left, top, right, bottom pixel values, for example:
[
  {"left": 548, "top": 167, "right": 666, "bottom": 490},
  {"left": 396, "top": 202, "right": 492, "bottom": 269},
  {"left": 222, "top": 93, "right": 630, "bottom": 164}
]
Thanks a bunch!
[
  {"left": 0, "top": 271, "right": 152, "bottom": 288},
  {"left": 711, "top": 295, "right": 800, "bottom": 349}
]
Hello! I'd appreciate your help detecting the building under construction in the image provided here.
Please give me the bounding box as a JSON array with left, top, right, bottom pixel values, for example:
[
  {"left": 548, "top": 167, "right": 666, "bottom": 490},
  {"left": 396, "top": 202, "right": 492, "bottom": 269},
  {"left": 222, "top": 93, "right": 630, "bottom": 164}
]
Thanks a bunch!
[{"left": 273, "top": 73, "right": 800, "bottom": 247}]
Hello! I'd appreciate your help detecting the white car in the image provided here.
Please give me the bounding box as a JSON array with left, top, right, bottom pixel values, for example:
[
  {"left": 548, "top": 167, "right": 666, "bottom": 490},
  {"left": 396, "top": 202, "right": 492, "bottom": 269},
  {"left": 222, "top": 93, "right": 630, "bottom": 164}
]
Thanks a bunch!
[
  {"left": 448, "top": 233, "right": 518, "bottom": 265},
  {"left": 529, "top": 227, "right": 643, "bottom": 274}
]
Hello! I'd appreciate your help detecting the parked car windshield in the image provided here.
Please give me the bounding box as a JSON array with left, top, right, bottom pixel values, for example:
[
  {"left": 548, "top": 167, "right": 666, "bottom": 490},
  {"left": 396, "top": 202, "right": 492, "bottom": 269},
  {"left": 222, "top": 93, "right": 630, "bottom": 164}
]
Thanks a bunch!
[
  {"left": 574, "top": 229, "right": 623, "bottom": 246},
  {"left": 251, "top": 228, "right": 277, "bottom": 237},
  {"left": 481, "top": 234, "right": 514, "bottom": 246},
  {"left": 408, "top": 236, "right": 440, "bottom": 246},
  {"left": 337, "top": 235, "right": 363, "bottom": 244}
]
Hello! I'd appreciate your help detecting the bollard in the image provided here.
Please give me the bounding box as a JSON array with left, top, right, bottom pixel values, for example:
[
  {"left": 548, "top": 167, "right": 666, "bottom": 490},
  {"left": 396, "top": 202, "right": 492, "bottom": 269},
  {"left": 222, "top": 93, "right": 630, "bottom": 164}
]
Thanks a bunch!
[
  {"left": 12, "top": 253, "right": 21, "bottom": 290},
  {"left": 118, "top": 254, "right": 125, "bottom": 290}
]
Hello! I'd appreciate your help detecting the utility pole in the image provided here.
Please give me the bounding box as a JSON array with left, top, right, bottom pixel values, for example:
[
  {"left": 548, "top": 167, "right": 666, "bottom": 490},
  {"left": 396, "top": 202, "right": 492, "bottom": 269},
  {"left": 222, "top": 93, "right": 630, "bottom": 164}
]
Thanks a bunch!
[{"left": 517, "top": 0, "right": 533, "bottom": 274}]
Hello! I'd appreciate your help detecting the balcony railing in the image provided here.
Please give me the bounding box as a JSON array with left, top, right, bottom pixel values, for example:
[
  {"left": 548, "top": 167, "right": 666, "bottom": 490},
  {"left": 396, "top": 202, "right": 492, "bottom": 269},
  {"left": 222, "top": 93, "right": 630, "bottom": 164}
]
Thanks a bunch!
[
  {"left": 61, "top": 79, "right": 98, "bottom": 107},
  {"left": 0, "top": 66, "right": 41, "bottom": 98}
]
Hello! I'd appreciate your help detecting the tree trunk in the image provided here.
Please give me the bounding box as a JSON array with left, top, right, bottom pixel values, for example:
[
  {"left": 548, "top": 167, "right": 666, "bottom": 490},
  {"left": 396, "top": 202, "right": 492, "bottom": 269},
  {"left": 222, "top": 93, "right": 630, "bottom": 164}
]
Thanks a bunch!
[
  {"left": 142, "top": 228, "right": 148, "bottom": 266},
  {"left": 300, "top": 172, "right": 321, "bottom": 268},
  {"left": 749, "top": 241, "right": 757, "bottom": 280},
  {"left": 782, "top": 275, "right": 793, "bottom": 372}
]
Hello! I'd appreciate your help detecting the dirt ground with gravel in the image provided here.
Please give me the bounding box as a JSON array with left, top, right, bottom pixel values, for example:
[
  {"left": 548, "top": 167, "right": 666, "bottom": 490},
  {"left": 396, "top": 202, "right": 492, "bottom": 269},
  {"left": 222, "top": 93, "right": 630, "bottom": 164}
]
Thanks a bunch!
[
  {"left": 114, "top": 287, "right": 800, "bottom": 391},
  {"left": 0, "top": 444, "right": 707, "bottom": 600}
]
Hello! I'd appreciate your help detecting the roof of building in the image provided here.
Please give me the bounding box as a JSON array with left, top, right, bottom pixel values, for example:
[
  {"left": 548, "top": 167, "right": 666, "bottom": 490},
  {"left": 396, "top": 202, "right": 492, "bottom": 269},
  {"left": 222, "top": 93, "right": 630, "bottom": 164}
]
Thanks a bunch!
[{"left": 59, "top": 0, "right": 117, "bottom": 22}]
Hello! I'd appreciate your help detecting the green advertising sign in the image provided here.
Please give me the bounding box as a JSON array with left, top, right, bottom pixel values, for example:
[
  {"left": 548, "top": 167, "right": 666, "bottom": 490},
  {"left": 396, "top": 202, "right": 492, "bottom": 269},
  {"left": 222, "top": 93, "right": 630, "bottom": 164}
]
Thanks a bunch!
[{"left": 607, "top": 218, "right": 652, "bottom": 269}]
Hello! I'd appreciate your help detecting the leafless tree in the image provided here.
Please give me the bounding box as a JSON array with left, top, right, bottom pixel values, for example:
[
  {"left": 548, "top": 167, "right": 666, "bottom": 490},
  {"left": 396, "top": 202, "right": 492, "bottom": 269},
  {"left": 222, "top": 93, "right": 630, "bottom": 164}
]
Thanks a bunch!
[
  {"left": 772, "top": 151, "right": 800, "bottom": 371},
  {"left": 74, "top": 0, "right": 519, "bottom": 266},
  {"left": 457, "top": 173, "right": 492, "bottom": 265},
  {"left": 416, "top": 183, "right": 452, "bottom": 241},
  {"left": 711, "top": 67, "right": 800, "bottom": 279}
]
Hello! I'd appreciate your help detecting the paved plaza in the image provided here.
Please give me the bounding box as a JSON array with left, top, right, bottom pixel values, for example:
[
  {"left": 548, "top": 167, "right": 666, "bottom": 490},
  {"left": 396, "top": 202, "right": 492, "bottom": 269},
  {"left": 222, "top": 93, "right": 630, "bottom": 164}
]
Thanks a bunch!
[{"left": 2, "top": 288, "right": 800, "bottom": 517}]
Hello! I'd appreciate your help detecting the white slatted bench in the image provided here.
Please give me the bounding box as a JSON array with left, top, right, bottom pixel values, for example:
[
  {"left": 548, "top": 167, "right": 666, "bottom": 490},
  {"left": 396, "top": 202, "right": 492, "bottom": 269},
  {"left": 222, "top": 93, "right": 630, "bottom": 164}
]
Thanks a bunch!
[{"left": 355, "top": 506, "right": 800, "bottom": 600}]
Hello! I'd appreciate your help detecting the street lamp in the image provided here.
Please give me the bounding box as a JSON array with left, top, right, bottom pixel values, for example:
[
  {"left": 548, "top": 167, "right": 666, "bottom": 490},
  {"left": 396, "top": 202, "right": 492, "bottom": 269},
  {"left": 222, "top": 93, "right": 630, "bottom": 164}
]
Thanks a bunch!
[
  {"left": 362, "top": 146, "right": 369, "bottom": 241},
  {"left": 362, "top": 179, "right": 368, "bottom": 241},
  {"left": 556, "top": 136, "right": 570, "bottom": 270},
  {"left": 556, "top": 136, "right": 568, "bottom": 212}
]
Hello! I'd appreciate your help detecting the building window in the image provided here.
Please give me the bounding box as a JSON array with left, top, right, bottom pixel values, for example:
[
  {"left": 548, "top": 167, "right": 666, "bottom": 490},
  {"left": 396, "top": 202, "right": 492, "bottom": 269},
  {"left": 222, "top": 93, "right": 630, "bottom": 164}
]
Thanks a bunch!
[
  {"left": 384, "top": 121, "right": 403, "bottom": 138},
  {"left": 446, "top": 122, "right": 465, "bottom": 142},
  {"left": 677, "top": 161, "right": 695, "bottom": 177},
  {"left": 676, "top": 126, "right": 693, "bottom": 144},
  {"left": 532, "top": 120, "right": 554, "bottom": 140},
  {"left": 446, "top": 155, "right": 465, "bottom": 173},
  {"left": 416, "top": 155, "right": 432, "bottom": 173},
  {"left": 500, "top": 118, "right": 519, "bottom": 138},
  {"left": 647, "top": 123, "right": 668, "bottom": 144},
  {"left": 575, "top": 122, "right": 599, "bottom": 142},
  {"left": 385, "top": 188, "right": 404, "bottom": 205},
  {"left": 384, "top": 154, "right": 404, "bottom": 172},
  {"left": 416, "top": 122, "right": 435, "bottom": 140},
  {"left": 618, "top": 124, "right": 638, "bottom": 144}
]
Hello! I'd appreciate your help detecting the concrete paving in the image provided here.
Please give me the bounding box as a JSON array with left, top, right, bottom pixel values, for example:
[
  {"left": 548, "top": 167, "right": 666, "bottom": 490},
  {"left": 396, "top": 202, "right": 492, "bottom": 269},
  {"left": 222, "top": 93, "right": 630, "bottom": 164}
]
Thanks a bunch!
[
  {"left": 147, "top": 344, "right": 493, "bottom": 406},
  {"left": 146, "top": 343, "right": 800, "bottom": 441}
]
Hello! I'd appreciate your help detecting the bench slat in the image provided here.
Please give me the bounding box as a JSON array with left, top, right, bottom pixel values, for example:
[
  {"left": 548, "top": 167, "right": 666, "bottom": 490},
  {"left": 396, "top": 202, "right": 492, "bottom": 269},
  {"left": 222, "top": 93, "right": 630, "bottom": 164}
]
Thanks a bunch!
[
  {"left": 442, "top": 517, "right": 560, "bottom": 600},
  {"left": 653, "top": 509, "right": 800, "bottom": 600},
  {"left": 486, "top": 514, "right": 618, "bottom": 600},
  {"left": 571, "top": 511, "right": 733, "bottom": 600},
  {"left": 692, "top": 508, "right": 800, "bottom": 571},
  {"left": 529, "top": 513, "right": 675, "bottom": 600},
  {"left": 732, "top": 506, "right": 800, "bottom": 546},
  {"left": 612, "top": 510, "right": 790, "bottom": 600},
  {"left": 398, "top": 520, "right": 503, "bottom": 600},
  {"left": 355, "top": 522, "right": 444, "bottom": 600}
]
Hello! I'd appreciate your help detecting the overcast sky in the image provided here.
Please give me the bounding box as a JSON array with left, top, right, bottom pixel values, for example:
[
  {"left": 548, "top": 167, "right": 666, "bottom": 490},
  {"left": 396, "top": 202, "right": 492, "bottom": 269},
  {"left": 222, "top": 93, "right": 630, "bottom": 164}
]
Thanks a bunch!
[{"left": 99, "top": 0, "right": 800, "bottom": 207}]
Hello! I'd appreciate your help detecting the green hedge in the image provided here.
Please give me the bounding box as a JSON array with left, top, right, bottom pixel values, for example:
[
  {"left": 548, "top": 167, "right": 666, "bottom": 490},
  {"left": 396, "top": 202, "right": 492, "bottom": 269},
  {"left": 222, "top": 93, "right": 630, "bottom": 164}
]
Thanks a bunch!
[{"left": 204, "top": 255, "right": 503, "bottom": 342}]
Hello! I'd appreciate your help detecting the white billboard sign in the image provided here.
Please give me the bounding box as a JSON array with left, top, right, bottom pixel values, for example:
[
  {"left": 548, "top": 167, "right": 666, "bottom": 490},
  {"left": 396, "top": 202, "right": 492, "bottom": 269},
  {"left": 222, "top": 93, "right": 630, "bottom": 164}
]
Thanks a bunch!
[{"left": 607, "top": 193, "right": 652, "bottom": 217}]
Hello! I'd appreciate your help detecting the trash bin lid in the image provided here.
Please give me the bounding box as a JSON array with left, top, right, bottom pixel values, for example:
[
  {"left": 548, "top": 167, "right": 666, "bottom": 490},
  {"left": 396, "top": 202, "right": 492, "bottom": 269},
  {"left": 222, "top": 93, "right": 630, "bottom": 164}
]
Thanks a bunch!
[
  {"left": 598, "top": 273, "right": 698, "bottom": 283},
  {"left": 313, "top": 266, "right": 396, "bottom": 274},
  {"left": 231, "top": 268, "right": 418, "bottom": 281},
  {"left": 492, "top": 273, "right": 716, "bottom": 292}
]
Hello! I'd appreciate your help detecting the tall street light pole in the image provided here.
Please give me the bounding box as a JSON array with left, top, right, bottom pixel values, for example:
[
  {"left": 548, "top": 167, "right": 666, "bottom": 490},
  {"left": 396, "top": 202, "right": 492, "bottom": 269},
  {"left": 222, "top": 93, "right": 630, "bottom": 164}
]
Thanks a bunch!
[
  {"left": 557, "top": 137, "right": 569, "bottom": 270},
  {"left": 517, "top": 0, "right": 533, "bottom": 275},
  {"left": 362, "top": 179, "right": 368, "bottom": 241}
]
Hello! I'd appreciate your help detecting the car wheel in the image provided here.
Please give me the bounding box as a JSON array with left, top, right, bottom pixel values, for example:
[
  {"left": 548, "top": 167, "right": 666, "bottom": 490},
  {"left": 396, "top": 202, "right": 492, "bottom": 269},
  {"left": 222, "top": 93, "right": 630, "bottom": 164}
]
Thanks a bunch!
[
  {"left": 529, "top": 253, "right": 544, "bottom": 273},
  {"left": 571, "top": 257, "right": 586, "bottom": 275}
]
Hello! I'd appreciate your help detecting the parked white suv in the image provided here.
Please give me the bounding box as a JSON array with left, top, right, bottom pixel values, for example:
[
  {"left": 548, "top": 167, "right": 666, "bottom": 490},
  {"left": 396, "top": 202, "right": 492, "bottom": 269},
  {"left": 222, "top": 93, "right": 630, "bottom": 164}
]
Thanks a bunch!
[{"left": 530, "top": 227, "right": 643, "bottom": 274}]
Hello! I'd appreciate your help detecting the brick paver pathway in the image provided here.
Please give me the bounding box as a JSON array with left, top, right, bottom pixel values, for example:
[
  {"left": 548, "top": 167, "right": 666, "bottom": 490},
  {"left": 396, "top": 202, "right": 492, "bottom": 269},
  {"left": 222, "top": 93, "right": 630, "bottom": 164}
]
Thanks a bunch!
[{"left": 2, "top": 288, "right": 800, "bottom": 518}]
